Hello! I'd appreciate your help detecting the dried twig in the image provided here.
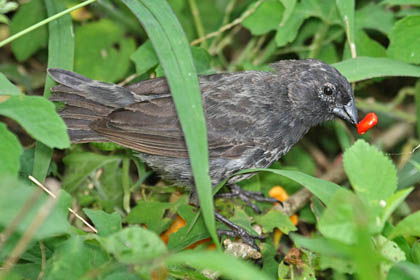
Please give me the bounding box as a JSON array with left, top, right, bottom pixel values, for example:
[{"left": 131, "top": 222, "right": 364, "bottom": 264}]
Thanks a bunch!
[{"left": 28, "top": 176, "right": 98, "bottom": 233}]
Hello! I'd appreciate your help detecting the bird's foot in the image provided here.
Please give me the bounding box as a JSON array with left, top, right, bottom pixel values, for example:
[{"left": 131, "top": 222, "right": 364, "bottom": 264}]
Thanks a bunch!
[
  {"left": 214, "top": 212, "right": 264, "bottom": 251},
  {"left": 216, "top": 184, "right": 280, "bottom": 214}
]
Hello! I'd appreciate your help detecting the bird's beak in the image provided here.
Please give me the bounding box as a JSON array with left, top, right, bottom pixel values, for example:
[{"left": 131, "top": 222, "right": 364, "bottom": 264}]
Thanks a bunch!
[{"left": 332, "top": 100, "right": 358, "bottom": 125}]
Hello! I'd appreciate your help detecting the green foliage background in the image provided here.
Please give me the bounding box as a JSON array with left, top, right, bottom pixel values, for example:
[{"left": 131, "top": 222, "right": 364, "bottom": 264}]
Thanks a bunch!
[{"left": 1, "top": 0, "right": 420, "bottom": 279}]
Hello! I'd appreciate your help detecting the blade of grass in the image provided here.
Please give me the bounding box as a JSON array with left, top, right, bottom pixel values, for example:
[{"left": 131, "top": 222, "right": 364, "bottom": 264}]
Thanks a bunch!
[
  {"left": 0, "top": 0, "right": 95, "bottom": 48},
  {"left": 121, "top": 0, "right": 218, "bottom": 249},
  {"left": 33, "top": 0, "right": 74, "bottom": 183}
]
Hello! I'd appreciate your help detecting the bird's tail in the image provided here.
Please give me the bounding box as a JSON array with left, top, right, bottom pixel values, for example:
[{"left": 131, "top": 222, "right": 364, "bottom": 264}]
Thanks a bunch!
[{"left": 48, "top": 69, "right": 138, "bottom": 143}]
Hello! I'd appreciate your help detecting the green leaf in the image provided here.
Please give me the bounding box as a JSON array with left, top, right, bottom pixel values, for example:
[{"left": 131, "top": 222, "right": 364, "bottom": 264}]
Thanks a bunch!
[
  {"left": 167, "top": 204, "right": 209, "bottom": 251},
  {"left": 44, "top": 236, "right": 108, "bottom": 280},
  {"left": 0, "top": 178, "right": 71, "bottom": 240},
  {"left": 130, "top": 40, "right": 159, "bottom": 76},
  {"left": 0, "top": 95, "right": 70, "bottom": 149},
  {"left": 238, "top": 168, "right": 342, "bottom": 205},
  {"left": 33, "top": 0, "right": 74, "bottom": 184},
  {"left": 390, "top": 211, "right": 420, "bottom": 239},
  {"left": 255, "top": 209, "right": 296, "bottom": 234},
  {"left": 0, "top": 73, "right": 22, "bottom": 96},
  {"left": 279, "top": 0, "right": 297, "bottom": 27},
  {"left": 355, "top": 3, "right": 395, "bottom": 35},
  {"left": 83, "top": 209, "right": 122, "bottom": 237},
  {"left": 100, "top": 226, "right": 167, "bottom": 263},
  {"left": 318, "top": 189, "right": 359, "bottom": 244},
  {"left": 387, "top": 261, "right": 420, "bottom": 280},
  {"left": 62, "top": 152, "right": 121, "bottom": 193},
  {"left": 343, "top": 140, "right": 398, "bottom": 204},
  {"left": 126, "top": 201, "right": 174, "bottom": 234},
  {"left": 9, "top": 0, "right": 47, "bottom": 61},
  {"left": 291, "top": 234, "right": 353, "bottom": 258},
  {"left": 0, "top": 123, "right": 22, "bottom": 177},
  {"left": 74, "top": 19, "right": 136, "bottom": 82},
  {"left": 336, "top": 0, "right": 355, "bottom": 54},
  {"left": 387, "top": 15, "right": 420, "bottom": 64},
  {"left": 343, "top": 29, "right": 387, "bottom": 60},
  {"left": 333, "top": 57, "right": 420, "bottom": 82},
  {"left": 382, "top": 0, "right": 420, "bottom": 6},
  {"left": 374, "top": 235, "right": 406, "bottom": 277},
  {"left": 275, "top": 5, "right": 307, "bottom": 47},
  {"left": 166, "top": 251, "right": 272, "bottom": 280},
  {"left": 411, "top": 240, "right": 420, "bottom": 264},
  {"left": 381, "top": 188, "right": 413, "bottom": 225},
  {"left": 121, "top": 0, "right": 216, "bottom": 249},
  {"left": 242, "top": 0, "right": 285, "bottom": 35}
]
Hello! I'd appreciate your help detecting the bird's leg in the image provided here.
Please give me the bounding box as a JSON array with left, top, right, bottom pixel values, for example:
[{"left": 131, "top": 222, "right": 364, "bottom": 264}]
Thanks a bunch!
[
  {"left": 216, "top": 184, "right": 280, "bottom": 214},
  {"left": 214, "top": 211, "right": 264, "bottom": 251}
]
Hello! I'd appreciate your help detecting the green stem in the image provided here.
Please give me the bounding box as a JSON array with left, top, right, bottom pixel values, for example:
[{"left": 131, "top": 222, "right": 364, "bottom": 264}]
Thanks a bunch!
[
  {"left": 122, "top": 157, "right": 131, "bottom": 214},
  {"left": 188, "top": 0, "right": 207, "bottom": 48},
  {"left": 0, "top": 0, "right": 97, "bottom": 48},
  {"left": 308, "top": 22, "right": 329, "bottom": 58}
]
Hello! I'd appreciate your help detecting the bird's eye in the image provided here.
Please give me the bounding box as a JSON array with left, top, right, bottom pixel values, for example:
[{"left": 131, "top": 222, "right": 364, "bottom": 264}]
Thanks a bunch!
[{"left": 323, "top": 85, "right": 334, "bottom": 96}]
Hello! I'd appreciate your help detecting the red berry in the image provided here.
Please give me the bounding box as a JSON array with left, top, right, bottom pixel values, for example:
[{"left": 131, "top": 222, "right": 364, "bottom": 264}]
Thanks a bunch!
[{"left": 357, "top": 112, "right": 378, "bottom": 135}]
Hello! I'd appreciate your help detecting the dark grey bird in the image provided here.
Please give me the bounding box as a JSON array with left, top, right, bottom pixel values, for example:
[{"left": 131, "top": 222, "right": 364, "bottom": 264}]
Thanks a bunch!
[{"left": 48, "top": 59, "right": 357, "bottom": 249}]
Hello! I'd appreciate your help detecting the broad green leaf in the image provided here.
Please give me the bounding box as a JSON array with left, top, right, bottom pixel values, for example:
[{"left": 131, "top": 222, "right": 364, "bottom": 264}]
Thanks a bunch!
[
  {"left": 398, "top": 151, "right": 420, "bottom": 189},
  {"left": 74, "top": 19, "right": 136, "bottom": 82},
  {"left": 62, "top": 152, "right": 121, "bottom": 193},
  {"left": 381, "top": 188, "right": 413, "bottom": 225},
  {"left": 343, "top": 140, "right": 398, "bottom": 204},
  {"left": 0, "top": 73, "right": 21, "bottom": 96},
  {"left": 242, "top": 0, "right": 285, "bottom": 35},
  {"left": 333, "top": 57, "right": 420, "bottom": 82},
  {"left": 130, "top": 40, "right": 159, "bottom": 75},
  {"left": 44, "top": 236, "right": 108, "bottom": 280},
  {"left": 121, "top": 0, "right": 216, "bottom": 249},
  {"left": 83, "top": 209, "right": 122, "bottom": 237},
  {"left": 238, "top": 168, "right": 342, "bottom": 205},
  {"left": 102, "top": 272, "right": 139, "bottom": 280},
  {"left": 0, "top": 123, "right": 22, "bottom": 177},
  {"left": 0, "top": 95, "right": 70, "bottom": 149},
  {"left": 318, "top": 189, "right": 359, "bottom": 244},
  {"left": 255, "top": 209, "right": 296, "bottom": 234},
  {"left": 343, "top": 29, "right": 387, "bottom": 60},
  {"left": 126, "top": 201, "right": 174, "bottom": 234},
  {"left": 387, "top": 261, "right": 420, "bottom": 280},
  {"left": 355, "top": 3, "right": 395, "bottom": 35},
  {"left": 390, "top": 211, "right": 420, "bottom": 239},
  {"left": 336, "top": 0, "right": 355, "bottom": 55},
  {"left": 317, "top": 44, "right": 339, "bottom": 64},
  {"left": 275, "top": 5, "right": 307, "bottom": 47},
  {"left": 387, "top": 15, "right": 420, "bottom": 64},
  {"left": 166, "top": 251, "right": 272, "bottom": 280},
  {"left": 382, "top": 0, "right": 420, "bottom": 5},
  {"left": 100, "top": 226, "right": 167, "bottom": 263},
  {"left": 374, "top": 235, "right": 406, "bottom": 277},
  {"left": 34, "top": 0, "right": 74, "bottom": 184},
  {"left": 291, "top": 234, "right": 353, "bottom": 258},
  {"left": 230, "top": 207, "right": 257, "bottom": 235},
  {"left": 0, "top": 178, "right": 71, "bottom": 240},
  {"left": 167, "top": 204, "right": 209, "bottom": 251},
  {"left": 279, "top": 0, "right": 297, "bottom": 27},
  {"left": 411, "top": 240, "right": 420, "bottom": 264},
  {"left": 9, "top": 0, "right": 47, "bottom": 61}
]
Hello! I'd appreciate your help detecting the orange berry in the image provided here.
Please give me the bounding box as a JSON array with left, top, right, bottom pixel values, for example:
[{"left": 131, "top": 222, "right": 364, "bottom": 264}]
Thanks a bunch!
[
  {"left": 269, "top": 186, "right": 289, "bottom": 202},
  {"left": 290, "top": 214, "right": 298, "bottom": 226},
  {"left": 160, "top": 215, "right": 186, "bottom": 243}
]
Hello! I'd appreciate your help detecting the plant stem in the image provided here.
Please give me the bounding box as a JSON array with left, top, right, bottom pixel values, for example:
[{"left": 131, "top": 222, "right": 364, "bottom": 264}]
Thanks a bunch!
[
  {"left": 188, "top": 0, "right": 207, "bottom": 48},
  {"left": 0, "top": 0, "right": 97, "bottom": 48},
  {"left": 122, "top": 157, "right": 131, "bottom": 214}
]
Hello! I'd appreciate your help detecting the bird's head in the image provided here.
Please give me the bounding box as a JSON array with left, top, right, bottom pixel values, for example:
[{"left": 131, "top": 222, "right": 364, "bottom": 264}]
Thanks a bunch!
[{"left": 270, "top": 59, "right": 358, "bottom": 127}]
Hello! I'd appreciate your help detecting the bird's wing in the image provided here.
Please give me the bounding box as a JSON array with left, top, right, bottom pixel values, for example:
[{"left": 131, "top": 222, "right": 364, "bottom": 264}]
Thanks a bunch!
[
  {"left": 91, "top": 71, "right": 278, "bottom": 159},
  {"left": 91, "top": 95, "right": 253, "bottom": 159}
]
